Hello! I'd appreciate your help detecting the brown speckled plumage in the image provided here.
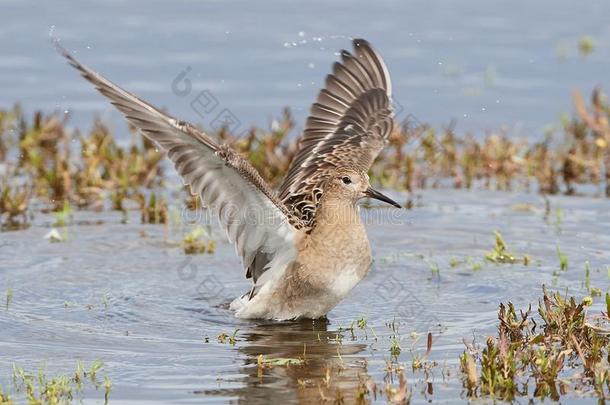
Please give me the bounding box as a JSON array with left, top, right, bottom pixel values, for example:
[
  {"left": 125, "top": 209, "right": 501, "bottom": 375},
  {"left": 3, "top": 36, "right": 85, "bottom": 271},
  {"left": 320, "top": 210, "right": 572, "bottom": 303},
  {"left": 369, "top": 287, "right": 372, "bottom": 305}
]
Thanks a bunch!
[
  {"left": 58, "top": 38, "right": 396, "bottom": 320},
  {"left": 278, "top": 39, "right": 393, "bottom": 226}
]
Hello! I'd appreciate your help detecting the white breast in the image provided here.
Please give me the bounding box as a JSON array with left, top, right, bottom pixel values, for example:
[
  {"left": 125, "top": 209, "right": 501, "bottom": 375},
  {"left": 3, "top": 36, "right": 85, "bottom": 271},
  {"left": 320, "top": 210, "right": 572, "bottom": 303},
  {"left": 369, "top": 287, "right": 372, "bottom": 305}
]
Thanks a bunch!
[{"left": 328, "top": 263, "right": 368, "bottom": 300}]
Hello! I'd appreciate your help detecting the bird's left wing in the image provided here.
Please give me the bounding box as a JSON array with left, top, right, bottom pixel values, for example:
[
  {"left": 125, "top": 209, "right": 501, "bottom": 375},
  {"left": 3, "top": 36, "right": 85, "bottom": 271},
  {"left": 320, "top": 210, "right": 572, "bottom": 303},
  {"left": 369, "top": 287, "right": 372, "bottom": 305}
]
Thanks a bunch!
[
  {"left": 57, "top": 44, "right": 299, "bottom": 276},
  {"left": 277, "top": 39, "right": 394, "bottom": 226}
]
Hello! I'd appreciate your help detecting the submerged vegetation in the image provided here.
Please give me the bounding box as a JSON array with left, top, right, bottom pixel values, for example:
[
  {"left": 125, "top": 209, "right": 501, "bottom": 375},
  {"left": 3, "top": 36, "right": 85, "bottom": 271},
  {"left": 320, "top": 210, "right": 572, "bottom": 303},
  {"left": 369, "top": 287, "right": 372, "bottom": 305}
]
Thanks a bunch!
[
  {"left": 182, "top": 226, "right": 216, "bottom": 255},
  {"left": 0, "top": 106, "right": 164, "bottom": 230},
  {"left": 485, "top": 231, "right": 530, "bottom": 265},
  {"left": 1, "top": 88, "right": 610, "bottom": 230},
  {"left": 460, "top": 288, "right": 610, "bottom": 401},
  {"left": 1, "top": 360, "right": 110, "bottom": 405}
]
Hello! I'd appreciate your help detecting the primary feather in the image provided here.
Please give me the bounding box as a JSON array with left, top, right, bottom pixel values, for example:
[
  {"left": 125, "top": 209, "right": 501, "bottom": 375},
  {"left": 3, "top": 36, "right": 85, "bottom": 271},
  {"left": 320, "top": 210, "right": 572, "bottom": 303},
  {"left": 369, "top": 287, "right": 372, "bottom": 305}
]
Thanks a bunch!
[
  {"left": 278, "top": 38, "right": 394, "bottom": 226},
  {"left": 56, "top": 42, "right": 301, "bottom": 288}
]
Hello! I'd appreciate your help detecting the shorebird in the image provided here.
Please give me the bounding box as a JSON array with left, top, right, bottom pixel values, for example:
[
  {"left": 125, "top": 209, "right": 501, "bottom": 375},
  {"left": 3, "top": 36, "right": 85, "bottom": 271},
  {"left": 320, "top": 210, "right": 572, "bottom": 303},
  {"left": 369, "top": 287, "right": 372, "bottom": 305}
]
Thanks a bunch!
[{"left": 57, "top": 38, "right": 399, "bottom": 320}]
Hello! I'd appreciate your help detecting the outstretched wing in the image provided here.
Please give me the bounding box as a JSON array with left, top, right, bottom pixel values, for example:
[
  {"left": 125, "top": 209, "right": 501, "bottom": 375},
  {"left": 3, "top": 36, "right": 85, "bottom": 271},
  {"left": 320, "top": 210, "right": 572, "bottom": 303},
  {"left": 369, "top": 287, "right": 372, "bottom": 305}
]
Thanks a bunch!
[
  {"left": 278, "top": 39, "right": 393, "bottom": 225},
  {"left": 57, "top": 43, "right": 299, "bottom": 283}
]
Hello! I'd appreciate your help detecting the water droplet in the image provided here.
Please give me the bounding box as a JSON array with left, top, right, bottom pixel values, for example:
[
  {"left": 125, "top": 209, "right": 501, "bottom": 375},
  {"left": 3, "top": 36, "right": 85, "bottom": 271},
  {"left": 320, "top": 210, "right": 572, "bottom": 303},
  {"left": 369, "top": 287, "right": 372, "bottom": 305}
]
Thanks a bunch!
[
  {"left": 308, "top": 63, "right": 315, "bottom": 69},
  {"left": 298, "top": 31, "right": 305, "bottom": 37}
]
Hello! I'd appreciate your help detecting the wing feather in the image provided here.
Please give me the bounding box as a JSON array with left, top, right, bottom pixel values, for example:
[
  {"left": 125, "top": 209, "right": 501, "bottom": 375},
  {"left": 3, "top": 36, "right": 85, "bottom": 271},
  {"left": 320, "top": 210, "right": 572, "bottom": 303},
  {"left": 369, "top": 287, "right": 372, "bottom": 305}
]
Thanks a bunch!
[
  {"left": 56, "top": 43, "right": 300, "bottom": 285},
  {"left": 278, "top": 39, "right": 393, "bottom": 225}
]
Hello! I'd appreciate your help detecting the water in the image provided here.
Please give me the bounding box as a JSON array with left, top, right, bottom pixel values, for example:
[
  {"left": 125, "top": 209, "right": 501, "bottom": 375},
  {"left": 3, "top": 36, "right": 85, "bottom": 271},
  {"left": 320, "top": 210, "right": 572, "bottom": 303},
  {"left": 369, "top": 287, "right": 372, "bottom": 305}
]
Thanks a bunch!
[
  {"left": 1, "top": 1, "right": 610, "bottom": 402},
  {"left": 1, "top": 188, "right": 608, "bottom": 403},
  {"left": 2, "top": 0, "right": 610, "bottom": 138}
]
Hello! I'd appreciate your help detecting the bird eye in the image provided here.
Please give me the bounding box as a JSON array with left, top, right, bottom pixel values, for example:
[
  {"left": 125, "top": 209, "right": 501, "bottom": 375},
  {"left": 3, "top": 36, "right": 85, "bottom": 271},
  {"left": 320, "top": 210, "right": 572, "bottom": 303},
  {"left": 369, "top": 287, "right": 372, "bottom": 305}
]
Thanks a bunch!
[{"left": 341, "top": 176, "right": 352, "bottom": 185}]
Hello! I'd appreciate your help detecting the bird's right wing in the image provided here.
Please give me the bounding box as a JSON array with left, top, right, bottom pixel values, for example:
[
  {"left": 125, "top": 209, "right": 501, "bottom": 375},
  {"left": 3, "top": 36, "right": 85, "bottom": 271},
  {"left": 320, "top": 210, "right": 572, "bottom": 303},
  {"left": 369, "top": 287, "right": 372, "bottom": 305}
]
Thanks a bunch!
[
  {"left": 57, "top": 43, "right": 299, "bottom": 278},
  {"left": 277, "top": 39, "right": 393, "bottom": 225}
]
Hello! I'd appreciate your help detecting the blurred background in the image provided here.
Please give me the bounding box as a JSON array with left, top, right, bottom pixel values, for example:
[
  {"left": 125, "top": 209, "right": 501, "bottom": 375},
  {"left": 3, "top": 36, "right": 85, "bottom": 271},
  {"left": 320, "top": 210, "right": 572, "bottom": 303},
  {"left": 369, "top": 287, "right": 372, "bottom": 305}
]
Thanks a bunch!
[{"left": 2, "top": 0, "right": 609, "bottom": 138}]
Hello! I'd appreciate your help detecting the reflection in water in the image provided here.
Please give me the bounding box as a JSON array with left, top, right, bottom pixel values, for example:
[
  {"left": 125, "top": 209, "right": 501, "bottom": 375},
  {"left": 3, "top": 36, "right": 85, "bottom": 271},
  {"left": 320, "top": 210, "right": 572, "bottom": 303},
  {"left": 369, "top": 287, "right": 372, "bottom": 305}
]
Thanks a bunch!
[{"left": 202, "top": 319, "right": 370, "bottom": 403}]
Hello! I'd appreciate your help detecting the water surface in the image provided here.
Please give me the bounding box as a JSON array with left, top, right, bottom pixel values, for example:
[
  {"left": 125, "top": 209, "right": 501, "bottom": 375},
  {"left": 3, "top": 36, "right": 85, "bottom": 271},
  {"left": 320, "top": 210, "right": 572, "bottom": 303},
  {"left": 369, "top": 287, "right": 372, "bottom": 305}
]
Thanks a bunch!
[
  {"left": 1, "top": 0, "right": 610, "bottom": 137},
  {"left": 1, "top": 188, "right": 608, "bottom": 403}
]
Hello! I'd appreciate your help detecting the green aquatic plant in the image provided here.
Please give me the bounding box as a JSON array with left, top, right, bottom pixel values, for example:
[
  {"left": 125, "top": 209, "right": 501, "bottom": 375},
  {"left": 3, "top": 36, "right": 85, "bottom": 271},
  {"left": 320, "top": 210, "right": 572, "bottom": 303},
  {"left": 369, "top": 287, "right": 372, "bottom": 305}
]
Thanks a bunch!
[
  {"left": 182, "top": 226, "right": 215, "bottom": 255},
  {"left": 1, "top": 85, "right": 610, "bottom": 234},
  {"left": 578, "top": 36, "right": 595, "bottom": 56},
  {"left": 217, "top": 329, "right": 240, "bottom": 345},
  {"left": 484, "top": 231, "right": 528, "bottom": 265},
  {"left": 460, "top": 351, "right": 478, "bottom": 397},
  {"left": 101, "top": 293, "right": 110, "bottom": 309},
  {"left": 138, "top": 192, "right": 168, "bottom": 224},
  {"left": 582, "top": 263, "right": 603, "bottom": 296},
  {"left": 103, "top": 376, "right": 111, "bottom": 405},
  {"left": 0, "top": 387, "right": 12, "bottom": 405},
  {"left": 229, "top": 329, "right": 239, "bottom": 346},
  {"left": 460, "top": 287, "right": 610, "bottom": 401},
  {"left": 86, "top": 359, "right": 104, "bottom": 388},
  {"left": 9, "top": 360, "right": 109, "bottom": 404},
  {"left": 387, "top": 318, "right": 402, "bottom": 358},
  {"left": 53, "top": 200, "right": 72, "bottom": 227},
  {"left": 556, "top": 246, "right": 568, "bottom": 271},
  {"left": 425, "top": 259, "right": 440, "bottom": 276},
  {"left": 357, "top": 316, "right": 367, "bottom": 330},
  {"left": 410, "top": 332, "right": 435, "bottom": 372},
  {"left": 0, "top": 107, "right": 165, "bottom": 216},
  {"left": 389, "top": 336, "right": 401, "bottom": 357},
  {"left": 449, "top": 256, "right": 483, "bottom": 271},
  {"left": 0, "top": 184, "right": 30, "bottom": 230}
]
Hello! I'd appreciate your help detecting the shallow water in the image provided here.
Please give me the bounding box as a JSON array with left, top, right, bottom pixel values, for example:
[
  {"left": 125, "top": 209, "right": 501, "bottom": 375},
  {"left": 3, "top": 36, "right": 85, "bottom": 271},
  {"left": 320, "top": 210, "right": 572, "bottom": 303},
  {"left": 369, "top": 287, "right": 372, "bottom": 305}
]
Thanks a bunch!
[
  {"left": 2, "top": 0, "right": 610, "bottom": 137},
  {"left": 1, "top": 188, "right": 608, "bottom": 403}
]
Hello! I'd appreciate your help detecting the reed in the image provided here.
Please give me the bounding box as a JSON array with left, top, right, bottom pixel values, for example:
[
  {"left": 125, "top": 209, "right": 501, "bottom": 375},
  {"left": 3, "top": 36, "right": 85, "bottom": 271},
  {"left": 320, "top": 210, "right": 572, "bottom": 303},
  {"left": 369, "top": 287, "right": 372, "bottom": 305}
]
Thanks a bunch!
[{"left": 1, "top": 88, "right": 609, "bottom": 230}]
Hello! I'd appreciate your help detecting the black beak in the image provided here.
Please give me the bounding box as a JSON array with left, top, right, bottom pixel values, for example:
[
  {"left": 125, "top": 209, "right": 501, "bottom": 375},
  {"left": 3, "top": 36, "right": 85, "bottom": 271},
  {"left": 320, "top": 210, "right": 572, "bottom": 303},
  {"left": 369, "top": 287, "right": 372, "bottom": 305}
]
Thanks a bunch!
[{"left": 364, "top": 187, "right": 402, "bottom": 208}]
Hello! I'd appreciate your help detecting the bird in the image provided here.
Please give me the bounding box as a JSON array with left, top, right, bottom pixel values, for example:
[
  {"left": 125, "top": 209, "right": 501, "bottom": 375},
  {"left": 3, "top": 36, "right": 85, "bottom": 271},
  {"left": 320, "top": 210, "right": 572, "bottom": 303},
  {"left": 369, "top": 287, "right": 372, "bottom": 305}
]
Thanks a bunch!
[{"left": 57, "top": 38, "right": 400, "bottom": 320}]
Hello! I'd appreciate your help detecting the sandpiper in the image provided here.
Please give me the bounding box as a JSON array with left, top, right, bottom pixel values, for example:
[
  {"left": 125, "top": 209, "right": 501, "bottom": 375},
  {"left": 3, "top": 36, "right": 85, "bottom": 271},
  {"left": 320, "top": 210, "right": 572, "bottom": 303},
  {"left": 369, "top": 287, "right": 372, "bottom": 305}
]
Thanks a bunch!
[{"left": 57, "top": 38, "right": 399, "bottom": 320}]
